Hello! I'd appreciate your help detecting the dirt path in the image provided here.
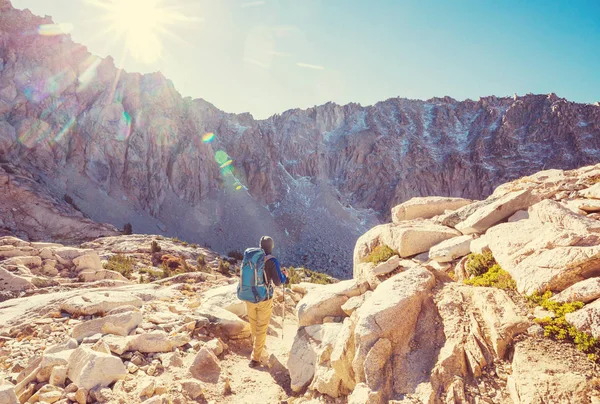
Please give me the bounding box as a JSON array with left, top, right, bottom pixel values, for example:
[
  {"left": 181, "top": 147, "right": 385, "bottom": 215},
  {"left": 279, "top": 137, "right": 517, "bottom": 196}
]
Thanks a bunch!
[{"left": 204, "top": 308, "right": 299, "bottom": 404}]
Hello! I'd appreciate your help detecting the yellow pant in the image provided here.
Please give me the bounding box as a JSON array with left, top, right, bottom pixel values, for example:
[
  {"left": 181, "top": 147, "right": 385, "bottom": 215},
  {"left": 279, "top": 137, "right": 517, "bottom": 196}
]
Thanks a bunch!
[{"left": 246, "top": 299, "right": 273, "bottom": 361}]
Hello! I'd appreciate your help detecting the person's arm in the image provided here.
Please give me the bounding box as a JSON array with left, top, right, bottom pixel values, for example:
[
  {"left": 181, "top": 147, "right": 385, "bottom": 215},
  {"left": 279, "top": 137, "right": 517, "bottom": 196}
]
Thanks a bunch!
[{"left": 265, "top": 258, "right": 287, "bottom": 286}]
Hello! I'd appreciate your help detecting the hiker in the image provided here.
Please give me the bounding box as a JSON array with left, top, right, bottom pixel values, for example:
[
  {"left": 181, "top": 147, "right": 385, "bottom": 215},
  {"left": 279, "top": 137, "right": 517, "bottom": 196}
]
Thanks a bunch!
[{"left": 237, "top": 236, "right": 288, "bottom": 368}]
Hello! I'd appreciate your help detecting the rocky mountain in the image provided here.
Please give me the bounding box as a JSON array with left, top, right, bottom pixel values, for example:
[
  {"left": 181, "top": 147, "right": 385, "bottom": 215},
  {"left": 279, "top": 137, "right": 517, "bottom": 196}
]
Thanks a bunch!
[{"left": 1, "top": 0, "right": 600, "bottom": 276}]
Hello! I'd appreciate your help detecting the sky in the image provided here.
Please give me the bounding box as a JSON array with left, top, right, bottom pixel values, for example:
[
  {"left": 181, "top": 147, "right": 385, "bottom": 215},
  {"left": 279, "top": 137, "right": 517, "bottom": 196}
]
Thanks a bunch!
[{"left": 11, "top": 0, "right": 600, "bottom": 119}]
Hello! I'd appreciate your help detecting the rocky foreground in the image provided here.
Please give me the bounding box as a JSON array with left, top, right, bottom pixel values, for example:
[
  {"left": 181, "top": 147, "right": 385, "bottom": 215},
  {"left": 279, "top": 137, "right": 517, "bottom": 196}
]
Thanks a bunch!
[{"left": 4, "top": 165, "right": 600, "bottom": 403}]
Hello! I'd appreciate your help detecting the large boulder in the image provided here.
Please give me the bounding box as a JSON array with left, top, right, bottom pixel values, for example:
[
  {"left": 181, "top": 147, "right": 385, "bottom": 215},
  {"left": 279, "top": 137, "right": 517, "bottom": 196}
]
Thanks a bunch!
[
  {"left": 66, "top": 347, "right": 127, "bottom": 390},
  {"left": 71, "top": 310, "right": 143, "bottom": 341},
  {"left": 391, "top": 197, "right": 472, "bottom": 223},
  {"left": 487, "top": 200, "right": 600, "bottom": 294},
  {"left": 78, "top": 269, "right": 129, "bottom": 282},
  {"left": 580, "top": 182, "right": 600, "bottom": 199},
  {"left": 60, "top": 291, "right": 143, "bottom": 315},
  {"left": 352, "top": 267, "right": 436, "bottom": 400},
  {"left": 190, "top": 347, "right": 221, "bottom": 383},
  {"left": 296, "top": 280, "right": 368, "bottom": 327},
  {"left": 565, "top": 299, "right": 600, "bottom": 338},
  {"left": 288, "top": 323, "right": 343, "bottom": 394},
  {"left": 353, "top": 222, "right": 459, "bottom": 280},
  {"left": 72, "top": 253, "right": 102, "bottom": 272},
  {"left": 428, "top": 235, "right": 473, "bottom": 263},
  {"left": 507, "top": 341, "right": 594, "bottom": 403},
  {"left": 0, "top": 267, "right": 35, "bottom": 292},
  {"left": 0, "top": 380, "right": 18, "bottom": 404},
  {"left": 103, "top": 331, "right": 191, "bottom": 354},
  {"left": 200, "top": 283, "right": 246, "bottom": 317},
  {"left": 455, "top": 190, "right": 538, "bottom": 235},
  {"left": 196, "top": 305, "right": 251, "bottom": 338},
  {"left": 551, "top": 278, "right": 600, "bottom": 304}
]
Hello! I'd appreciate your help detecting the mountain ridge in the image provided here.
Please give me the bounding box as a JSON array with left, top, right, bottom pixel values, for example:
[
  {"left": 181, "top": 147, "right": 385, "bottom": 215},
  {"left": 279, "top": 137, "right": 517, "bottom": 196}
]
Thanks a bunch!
[{"left": 1, "top": 0, "right": 600, "bottom": 275}]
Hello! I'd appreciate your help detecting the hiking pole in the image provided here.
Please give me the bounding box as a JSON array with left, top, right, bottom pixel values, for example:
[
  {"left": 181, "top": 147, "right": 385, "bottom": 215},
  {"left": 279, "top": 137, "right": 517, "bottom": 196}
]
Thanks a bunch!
[{"left": 281, "top": 283, "right": 285, "bottom": 340}]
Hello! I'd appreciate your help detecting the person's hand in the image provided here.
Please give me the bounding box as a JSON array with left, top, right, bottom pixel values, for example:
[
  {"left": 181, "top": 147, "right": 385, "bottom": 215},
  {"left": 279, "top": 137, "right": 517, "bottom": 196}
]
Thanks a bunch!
[{"left": 282, "top": 268, "right": 289, "bottom": 277}]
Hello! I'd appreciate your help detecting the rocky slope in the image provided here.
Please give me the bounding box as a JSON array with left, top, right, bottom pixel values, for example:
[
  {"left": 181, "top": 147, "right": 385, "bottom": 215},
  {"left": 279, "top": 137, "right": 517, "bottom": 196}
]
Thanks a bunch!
[
  {"left": 2, "top": 1, "right": 600, "bottom": 275},
  {"left": 4, "top": 164, "right": 600, "bottom": 403}
]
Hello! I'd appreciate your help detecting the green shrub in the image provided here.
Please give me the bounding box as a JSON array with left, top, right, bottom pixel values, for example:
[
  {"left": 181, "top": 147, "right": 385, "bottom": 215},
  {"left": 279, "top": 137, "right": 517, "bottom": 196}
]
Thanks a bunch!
[
  {"left": 104, "top": 254, "right": 136, "bottom": 279},
  {"left": 227, "top": 250, "right": 244, "bottom": 262},
  {"left": 139, "top": 267, "right": 162, "bottom": 282},
  {"left": 464, "top": 264, "right": 516, "bottom": 290},
  {"left": 465, "top": 251, "right": 496, "bottom": 277},
  {"left": 197, "top": 254, "right": 206, "bottom": 267},
  {"left": 123, "top": 223, "right": 133, "bottom": 235},
  {"left": 150, "top": 240, "right": 161, "bottom": 253},
  {"left": 528, "top": 291, "right": 599, "bottom": 362},
  {"left": 363, "top": 245, "right": 397, "bottom": 264},
  {"left": 181, "top": 241, "right": 189, "bottom": 247},
  {"left": 286, "top": 267, "right": 301, "bottom": 285},
  {"left": 283, "top": 266, "right": 334, "bottom": 287}
]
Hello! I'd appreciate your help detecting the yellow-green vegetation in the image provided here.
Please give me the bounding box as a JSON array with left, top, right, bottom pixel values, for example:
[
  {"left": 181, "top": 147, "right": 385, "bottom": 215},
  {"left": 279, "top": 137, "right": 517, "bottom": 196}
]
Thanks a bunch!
[
  {"left": 465, "top": 251, "right": 496, "bottom": 277},
  {"left": 218, "top": 259, "right": 231, "bottom": 275},
  {"left": 363, "top": 244, "right": 397, "bottom": 264},
  {"left": 104, "top": 254, "right": 136, "bottom": 279},
  {"left": 464, "top": 264, "right": 516, "bottom": 290},
  {"left": 139, "top": 267, "right": 163, "bottom": 282},
  {"left": 528, "top": 291, "right": 600, "bottom": 362},
  {"left": 284, "top": 266, "right": 335, "bottom": 288},
  {"left": 227, "top": 250, "right": 244, "bottom": 262}
]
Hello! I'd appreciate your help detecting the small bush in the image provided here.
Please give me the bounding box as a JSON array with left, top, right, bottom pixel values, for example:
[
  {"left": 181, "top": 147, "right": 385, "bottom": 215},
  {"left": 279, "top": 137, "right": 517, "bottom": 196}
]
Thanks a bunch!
[
  {"left": 140, "top": 266, "right": 162, "bottom": 282},
  {"left": 218, "top": 259, "right": 231, "bottom": 275},
  {"left": 227, "top": 250, "right": 244, "bottom": 262},
  {"left": 161, "top": 254, "right": 183, "bottom": 270},
  {"left": 286, "top": 267, "right": 301, "bottom": 285},
  {"left": 363, "top": 245, "right": 397, "bottom": 264},
  {"left": 191, "top": 244, "right": 199, "bottom": 249},
  {"left": 150, "top": 240, "right": 161, "bottom": 253},
  {"left": 283, "top": 266, "right": 334, "bottom": 286},
  {"left": 197, "top": 254, "right": 206, "bottom": 267},
  {"left": 465, "top": 251, "right": 496, "bottom": 277},
  {"left": 104, "top": 254, "right": 136, "bottom": 279},
  {"left": 123, "top": 223, "right": 133, "bottom": 235},
  {"left": 181, "top": 241, "right": 189, "bottom": 247},
  {"left": 528, "top": 291, "right": 599, "bottom": 362},
  {"left": 464, "top": 264, "right": 516, "bottom": 290}
]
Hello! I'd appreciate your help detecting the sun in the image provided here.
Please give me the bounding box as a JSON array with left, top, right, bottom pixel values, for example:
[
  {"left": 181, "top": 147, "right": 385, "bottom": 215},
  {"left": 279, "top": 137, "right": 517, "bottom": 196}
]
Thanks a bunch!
[{"left": 88, "top": 0, "right": 194, "bottom": 64}]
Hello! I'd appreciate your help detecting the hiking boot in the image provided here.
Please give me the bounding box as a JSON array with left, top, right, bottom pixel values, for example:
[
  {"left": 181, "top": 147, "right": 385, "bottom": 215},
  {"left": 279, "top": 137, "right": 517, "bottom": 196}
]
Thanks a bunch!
[{"left": 248, "top": 360, "right": 260, "bottom": 368}]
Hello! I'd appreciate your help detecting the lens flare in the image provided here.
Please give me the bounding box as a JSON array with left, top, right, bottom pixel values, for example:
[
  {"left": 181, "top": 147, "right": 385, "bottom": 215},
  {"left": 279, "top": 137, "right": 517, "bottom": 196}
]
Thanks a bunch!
[
  {"left": 214, "top": 150, "right": 229, "bottom": 165},
  {"left": 38, "top": 23, "right": 74, "bottom": 36},
  {"left": 54, "top": 117, "right": 76, "bottom": 143},
  {"left": 219, "top": 159, "right": 233, "bottom": 169},
  {"left": 202, "top": 132, "right": 215, "bottom": 143},
  {"left": 87, "top": 0, "right": 201, "bottom": 64},
  {"left": 116, "top": 111, "right": 132, "bottom": 141}
]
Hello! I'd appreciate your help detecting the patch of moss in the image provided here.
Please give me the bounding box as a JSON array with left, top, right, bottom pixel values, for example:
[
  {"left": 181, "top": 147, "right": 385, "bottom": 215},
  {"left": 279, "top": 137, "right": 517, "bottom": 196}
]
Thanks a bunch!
[
  {"left": 528, "top": 291, "right": 600, "bottom": 362},
  {"left": 363, "top": 245, "right": 397, "bottom": 265},
  {"left": 465, "top": 251, "right": 496, "bottom": 277},
  {"left": 104, "top": 254, "right": 136, "bottom": 279},
  {"left": 464, "top": 264, "right": 516, "bottom": 290}
]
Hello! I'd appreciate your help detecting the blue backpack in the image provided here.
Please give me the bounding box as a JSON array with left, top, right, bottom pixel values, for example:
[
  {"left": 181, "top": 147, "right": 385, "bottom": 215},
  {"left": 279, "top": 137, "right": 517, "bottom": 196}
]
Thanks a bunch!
[{"left": 237, "top": 248, "right": 275, "bottom": 303}]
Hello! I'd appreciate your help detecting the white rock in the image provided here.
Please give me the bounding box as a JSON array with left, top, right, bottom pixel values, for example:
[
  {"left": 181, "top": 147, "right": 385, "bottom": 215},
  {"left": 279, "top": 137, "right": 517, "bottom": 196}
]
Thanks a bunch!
[
  {"left": 455, "top": 190, "right": 538, "bottom": 235},
  {"left": 551, "top": 278, "right": 600, "bottom": 304},
  {"left": 73, "top": 253, "right": 103, "bottom": 272},
  {"left": 66, "top": 347, "right": 127, "bottom": 390},
  {"left": 71, "top": 310, "right": 143, "bottom": 341},
  {"left": 104, "top": 331, "right": 190, "bottom": 355},
  {"left": 190, "top": 347, "right": 221, "bottom": 383},
  {"left": 196, "top": 305, "right": 251, "bottom": 338},
  {"left": 429, "top": 235, "right": 473, "bottom": 263},
  {"left": 372, "top": 255, "right": 400, "bottom": 275},
  {"left": 352, "top": 267, "right": 435, "bottom": 391},
  {"left": 205, "top": 339, "right": 224, "bottom": 356},
  {"left": 507, "top": 341, "right": 591, "bottom": 403},
  {"left": 0, "top": 267, "right": 35, "bottom": 292},
  {"left": 565, "top": 299, "right": 600, "bottom": 338},
  {"left": 180, "top": 379, "right": 204, "bottom": 399},
  {"left": 296, "top": 279, "right": 368, "bottom": 326},
  {"left": 341, "top": 292, "right": 372, "bottom": 316},
  {"left": 580, "top": 182, "right": 600, "bottom": 199},
  {"left": 200, "top": 283, "right": 246, "bottom": 317},
  {"left": 487, "top": 200, "right": 600, "bottom": 294},
  {"left": 353, "top": 222, "right": 459, "bottom": 280},
  {"left": 391, "top": 196, "right": 472, "bottom": 223},
  {"left": 0, "top": 381, "right": 18, "bottom": 404},
  {"left": 288, "top": 323, "right": 343, "bottom": 393},
  {"left": 61, "top": 291, "right": 143, "bottom": 315},
  {"left": 508, "top": 210, "right": 529, "bottom": 222}
]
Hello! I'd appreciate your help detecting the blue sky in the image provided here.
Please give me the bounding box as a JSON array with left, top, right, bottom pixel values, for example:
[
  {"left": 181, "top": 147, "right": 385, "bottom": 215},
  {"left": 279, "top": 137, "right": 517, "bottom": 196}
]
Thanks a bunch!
[{"left": 12, "top": 0, "right": 600, "bottom": 118}]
